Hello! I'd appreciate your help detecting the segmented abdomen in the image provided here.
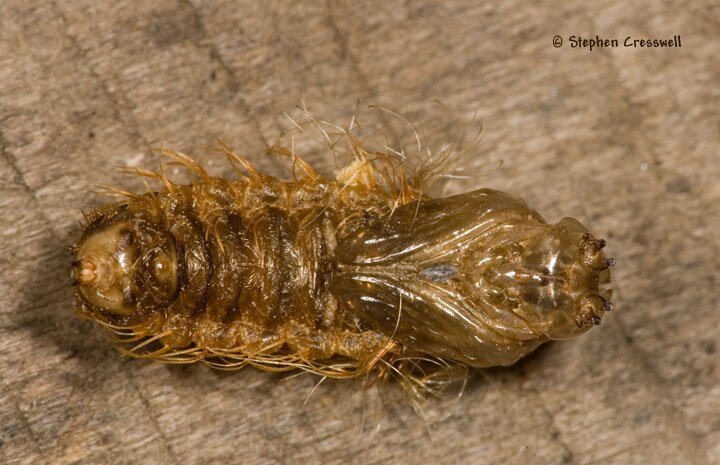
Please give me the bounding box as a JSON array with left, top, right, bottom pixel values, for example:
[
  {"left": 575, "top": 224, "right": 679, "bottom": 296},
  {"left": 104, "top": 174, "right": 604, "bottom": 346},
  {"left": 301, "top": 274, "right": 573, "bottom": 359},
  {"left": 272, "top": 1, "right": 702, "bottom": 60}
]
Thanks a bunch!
[{"left": 151, "top": 175, "right": 384, "bottom": 364}]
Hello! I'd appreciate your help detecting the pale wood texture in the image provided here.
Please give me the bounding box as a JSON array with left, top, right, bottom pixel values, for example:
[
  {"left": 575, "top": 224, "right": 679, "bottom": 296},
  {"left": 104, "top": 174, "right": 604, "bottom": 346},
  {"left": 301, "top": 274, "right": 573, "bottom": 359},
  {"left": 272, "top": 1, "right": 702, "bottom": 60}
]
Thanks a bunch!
[{"left": 1, "top": 1, "right": 718, "bottom": 464}]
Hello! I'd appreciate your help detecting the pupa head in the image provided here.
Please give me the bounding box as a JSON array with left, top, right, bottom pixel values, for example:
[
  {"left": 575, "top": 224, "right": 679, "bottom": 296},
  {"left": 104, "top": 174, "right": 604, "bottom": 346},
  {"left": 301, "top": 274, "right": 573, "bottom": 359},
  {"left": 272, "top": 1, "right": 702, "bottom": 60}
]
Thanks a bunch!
[{"left": 472, "top": 217, "right": 613, "bottom": 340}]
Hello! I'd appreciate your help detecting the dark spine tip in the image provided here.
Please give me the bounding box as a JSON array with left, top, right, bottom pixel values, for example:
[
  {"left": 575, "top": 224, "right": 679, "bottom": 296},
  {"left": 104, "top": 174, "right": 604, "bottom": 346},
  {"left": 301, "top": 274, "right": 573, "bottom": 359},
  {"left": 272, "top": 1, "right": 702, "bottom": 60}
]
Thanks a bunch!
[
  {"left": 596, "top": 239, "right": 606, "bottom": 249},
  {"left": 606, "top": 257, "right": 616, "bottom": 268},
  {"left": 603, "top": 301, "right": 614, "bottom": 312}
]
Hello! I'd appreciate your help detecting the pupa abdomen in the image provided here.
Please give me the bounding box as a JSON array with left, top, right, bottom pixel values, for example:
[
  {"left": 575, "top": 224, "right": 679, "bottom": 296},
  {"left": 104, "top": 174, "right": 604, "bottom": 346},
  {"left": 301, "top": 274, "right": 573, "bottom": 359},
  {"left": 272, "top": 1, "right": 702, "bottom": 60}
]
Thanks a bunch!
[{"left": 72, "top": 145, "right": 613, "bottom": 385}]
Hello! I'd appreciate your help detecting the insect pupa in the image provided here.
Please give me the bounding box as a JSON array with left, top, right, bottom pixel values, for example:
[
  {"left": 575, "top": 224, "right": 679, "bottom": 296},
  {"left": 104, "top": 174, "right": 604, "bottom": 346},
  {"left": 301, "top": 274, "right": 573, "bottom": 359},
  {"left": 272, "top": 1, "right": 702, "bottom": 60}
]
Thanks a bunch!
[{"left": 70, "top": 116, "right": 613, "bottom": 397}]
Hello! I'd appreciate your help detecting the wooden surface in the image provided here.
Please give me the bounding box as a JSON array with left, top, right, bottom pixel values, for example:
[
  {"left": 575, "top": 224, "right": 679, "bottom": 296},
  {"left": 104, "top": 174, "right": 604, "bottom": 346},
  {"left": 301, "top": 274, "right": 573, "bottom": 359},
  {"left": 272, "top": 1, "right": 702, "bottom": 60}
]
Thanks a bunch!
[{"left": 1, "top": 1, "right": 718, "bottom": 464}]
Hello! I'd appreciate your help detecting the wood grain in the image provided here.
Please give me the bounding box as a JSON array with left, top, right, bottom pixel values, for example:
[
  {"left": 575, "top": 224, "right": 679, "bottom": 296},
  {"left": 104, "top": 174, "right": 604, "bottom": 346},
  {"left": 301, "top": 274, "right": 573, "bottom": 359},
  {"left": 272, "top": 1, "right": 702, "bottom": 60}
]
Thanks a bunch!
[{"left": 1, "top": 1, "right": 718, "bottom": 464}]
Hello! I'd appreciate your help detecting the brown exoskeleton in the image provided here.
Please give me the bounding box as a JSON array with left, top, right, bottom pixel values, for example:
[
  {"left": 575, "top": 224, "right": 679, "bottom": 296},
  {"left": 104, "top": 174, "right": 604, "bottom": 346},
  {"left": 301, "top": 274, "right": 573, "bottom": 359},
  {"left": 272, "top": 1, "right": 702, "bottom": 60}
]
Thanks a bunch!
[{"left": 71, "top": 128, "right": 613, "bottom": 397}]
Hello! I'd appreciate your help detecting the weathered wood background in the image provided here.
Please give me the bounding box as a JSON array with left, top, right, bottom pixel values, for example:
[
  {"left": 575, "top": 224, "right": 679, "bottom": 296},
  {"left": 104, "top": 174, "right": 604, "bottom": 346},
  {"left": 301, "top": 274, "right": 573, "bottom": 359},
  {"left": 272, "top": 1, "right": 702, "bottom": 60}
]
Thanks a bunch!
[{"left": 1, "top": 1, "right": 718, "bottom": 464}]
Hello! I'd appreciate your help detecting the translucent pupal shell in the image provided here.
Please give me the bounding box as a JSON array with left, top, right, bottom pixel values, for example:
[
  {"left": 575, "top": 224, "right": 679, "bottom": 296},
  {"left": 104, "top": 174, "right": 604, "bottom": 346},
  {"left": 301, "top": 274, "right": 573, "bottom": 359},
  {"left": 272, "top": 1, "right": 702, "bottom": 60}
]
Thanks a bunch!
[{"left": 333, "top": 189, "right": 612, "bottom": 367}]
